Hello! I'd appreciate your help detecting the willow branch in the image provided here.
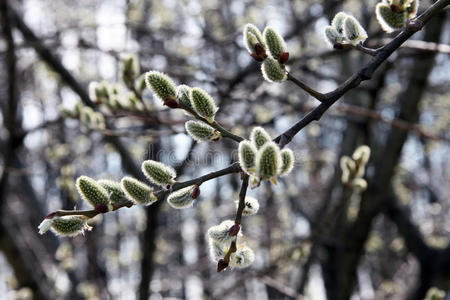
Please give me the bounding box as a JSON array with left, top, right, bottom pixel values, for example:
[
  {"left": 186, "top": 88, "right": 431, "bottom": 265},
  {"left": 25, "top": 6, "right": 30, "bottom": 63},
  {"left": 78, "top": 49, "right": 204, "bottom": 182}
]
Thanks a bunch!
[
  {"left": 179, "top": 102, "right": 244, "bottom": 142},
  {"left": 275, "top": 0, "right": 450, "bottom": 148}
]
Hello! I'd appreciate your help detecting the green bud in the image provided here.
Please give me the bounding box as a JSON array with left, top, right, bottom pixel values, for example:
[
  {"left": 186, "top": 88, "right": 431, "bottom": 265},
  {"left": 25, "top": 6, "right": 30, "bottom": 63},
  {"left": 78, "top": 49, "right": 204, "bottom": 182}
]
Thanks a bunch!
[
  {"left": 134, "top": 74, "right": 147, "bottom": 96},
  {"left": 351, "top": 178, "right": 368, "bottom": 192},
  {"left": 208, "top": 239, "right": 227, "bottom": 262},
  {"left": 98, "top": 179, "right": 127, "bottom": 205},
  {"left": 424, "top": 287, "right": 445, "bottom": 300},
  {"left": 279, "top": 148, "right": 295, "bottom": 176},
  {"left": 190, "top": 87, "right": 219, "bottom": 123},
  {"left": 177, "top": 84, "right": 193, "bottom": 110},
  {"left": 376, "top": 3, "right": 407, "bottom": 33},
  {"left": 92, "top": 112, "right": 105, "bottom": 130},
  {"left": 332, "top": 12, "right": 348, "bottom": 34},
  {"left": 352, "top": 145, "right": 371, "bottom": 165},
  {"left": 76, "top": 176, "right": 110, "bottom": 209},
  {"left": 243, "top": 23, "right": 266, "bottom": 55},
  {"left": 167, "top": 186, "right": 196, "bottom": 209},
  {"left": 238, "top": 140, "right": 257, "bottom": 174},
  {"left": 121, "top": 176, "right": 157, "bottom": 205},
  {"left": 343, "top": 15, "right": 368, "bottom": 45},
  {"left": 120, "top": 53, "right": 140, "bottom": 89},
  {"left": 207, "top": 220, "right": 237, "bottom": 244},
  {"left": 141, "top": 160, "right": 176, "bottom": 187},
  {"left": 185, "top": 120, "right": 220, "bottom": 142},
  {"left": 324, "top": 26, "right": 342, "bottom": 47},
  {"left": 406, "top": 0, "right": 419, "bottom": 19},
  {"left": 261, "top": 56, "right": 286, "bottom": 82},
  {"left": 256, "top": 142, "right": 281, "bottom": 180},
  {"left": 80, "top": 106, "right": 95, "bottom": 127},
  {"left": 39, "top": 216, "right": 91, "bottom": 237},
  {"left": 250, "top": 127, "right": 272, "bottom": 150},
  {"left": 229, "top": 245, "right": 255, "bottom": 269},
  {"left": 145, "top": 70, "right": 177, "bottom": 102},
  {"left": 263, "top": 26, "right": 287, "bottom": 61},
  {"left": 236, "top": 196, "right": 260, "bottom": 216}
]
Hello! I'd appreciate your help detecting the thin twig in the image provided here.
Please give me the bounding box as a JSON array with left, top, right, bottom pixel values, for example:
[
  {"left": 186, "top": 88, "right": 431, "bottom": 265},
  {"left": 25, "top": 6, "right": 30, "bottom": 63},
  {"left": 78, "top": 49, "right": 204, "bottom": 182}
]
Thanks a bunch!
[{"left": 287, "top": 73, "right": 327, "bottom": 102}]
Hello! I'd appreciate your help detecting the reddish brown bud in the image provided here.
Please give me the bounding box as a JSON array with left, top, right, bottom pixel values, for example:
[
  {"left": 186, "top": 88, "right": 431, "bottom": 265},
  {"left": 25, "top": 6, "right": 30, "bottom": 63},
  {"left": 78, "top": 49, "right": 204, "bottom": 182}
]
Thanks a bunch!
[
  {"left": 250, "top": 53, "right": 264, "bottom": 62},
  {"left": 45, "top": 212, "right": 57, "bottom": 219},
  {"left": 390, "top": 4, "right": 400, "bottom": 13},
  {"left": 95, "top": 204, "right": 109, "bottom": 213},
  {"left": 192, "top": 186, "right": 200, "bottom": 199},
  {"left": 229, "top": 224, "right": 240, "bottom": 236},
  {"left": 217, "top": 259, "right": 229, "bottom": 272},
  {"left": 333, "top": 43, "right": 344, "bottom": 50},
  {"left": 254, "top": 44, "right": 266, "bottom": 57},
  {"left": 279, "top": 52, "right": 289, "bottom": 64},
  {"left": 164, "top": 98, "right": 179, "bottom": 109}
]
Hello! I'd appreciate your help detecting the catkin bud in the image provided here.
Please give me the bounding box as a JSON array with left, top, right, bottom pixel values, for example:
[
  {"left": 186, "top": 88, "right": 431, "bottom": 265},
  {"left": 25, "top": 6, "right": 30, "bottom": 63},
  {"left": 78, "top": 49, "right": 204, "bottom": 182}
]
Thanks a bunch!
[
  {"left": 39, "top": 216, "right": 91, "bottom": 237},
  {"left": 351, "top": 178, "right": 368, "bottom": 192},
  {"left": 134, "top": 74, "right": 147, "bottom": 96},
  {"left": 120, "top": 53, "right": 140, "bottom": 89},
  {"left": 250, "top": 127, "right": 271, "bottom": 149},
  {"left": 340, "top": 156, "right": 356, "bottom": 174},
  {"left": 207, "top": 220, "right": 236, "bottom": 244},
  {"left": 243, "top": 24, "right": 266, "bottom": 58},
  {"left": 167, "top": 186, "right": 196, "bottom": 209},
  {"left": 352, "top": 145, "right": 371, "bottom": 165},
  {"left": 190, "top": 87, "right": 219, "bottom": 123},
  {"left": 88, "top": 81, "right": 109, "bottom": 103},
  {"left": 145, "top": 71, "right": 177, "bottom": 103},
  {"left": 236, "top": 196, "right": 260, "bottom": 216},
  {"left": 121, "top": 176, "right": 157, "bottom": 205},
  {"left": 332, "top": 12, "right": 348, "bottom": 34},
  {"left": 238, "top": 140, "right": 257, "bottom": 174},
  {"left": 177, "top": 84, "right": 193, "bottom": 111},
  {"left": 279, "top": 148, "right": 295, "bottom": 176},
  {"left": 343, "top": 16, "right": 368, "bottom": 45},
  {"left": 141, "top": 160, "right": 176, "bottom": 187},
  {"left": 98, "top": 179, "right": 127, "bottom": 205},
  {"left": 185, "top": 120, "right": 221, "bottom": 142},
  {"left": 256, "top": 142, "right": 282, "bottom": 181},
  {"left": 375, "top": 3, "right": 407, "bottom": 33},
  {"left": 407, "top": 0, "right": 419, "bottom": 19},
  {"left": 261, "top": 56, "right": 286, "bottom": 83},
  {"left": 76, "top": 176, "right": 110, "bottom": 210},
  {"left": 263, "top": 26, "right": 288, "bottom": 63},
  {"left": 208, "top": 239, "right": 227, "bottom": 262},
  {"left": 324, "top": 26, "right": 342, "bottom": 47},
  {"left": 229, "top": 245, "right": 255, "bottom": 269},
  {"left": 92, "top": 112, "right": 105, "bottom": 130}
]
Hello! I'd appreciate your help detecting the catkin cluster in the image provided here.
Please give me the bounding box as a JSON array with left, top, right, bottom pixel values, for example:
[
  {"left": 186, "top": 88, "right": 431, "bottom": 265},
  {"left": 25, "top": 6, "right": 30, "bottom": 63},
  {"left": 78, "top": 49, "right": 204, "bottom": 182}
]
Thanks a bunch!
[
  {"left": 376, "top": 0, "right": 419, "bottom": 33},
  {"left": 324, "top": 12, "right": 368, "bottom": 48},
  {"left": 243, "top": 24, "right": 289, "bottom": 82},
  {"left": 239, "top": 127, "right": 295, "bottom": 187},
  {"left": 340, "top": 145, "right": 371, "bottom": 192}
]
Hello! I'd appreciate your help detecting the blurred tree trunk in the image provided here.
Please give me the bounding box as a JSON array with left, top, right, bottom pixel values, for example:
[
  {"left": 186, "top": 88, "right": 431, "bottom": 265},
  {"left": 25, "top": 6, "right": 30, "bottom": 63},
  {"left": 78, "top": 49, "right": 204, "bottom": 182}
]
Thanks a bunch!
[{"left": 323, "top": 11, "right": 446, "bottom": 300}]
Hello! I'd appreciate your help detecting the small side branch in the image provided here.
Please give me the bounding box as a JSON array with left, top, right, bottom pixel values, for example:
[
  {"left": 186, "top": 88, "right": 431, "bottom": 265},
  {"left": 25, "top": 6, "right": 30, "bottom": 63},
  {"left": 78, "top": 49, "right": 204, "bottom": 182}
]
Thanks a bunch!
[{"left": 287, "top": 73, "right": 327, "bottom": 102}]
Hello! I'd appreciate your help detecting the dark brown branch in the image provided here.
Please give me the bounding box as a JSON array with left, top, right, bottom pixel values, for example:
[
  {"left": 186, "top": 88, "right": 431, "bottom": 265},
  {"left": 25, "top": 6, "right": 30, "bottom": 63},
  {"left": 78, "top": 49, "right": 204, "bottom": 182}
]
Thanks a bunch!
[{"left": 275, "top": 0, "right": 450, "bottom": 148}]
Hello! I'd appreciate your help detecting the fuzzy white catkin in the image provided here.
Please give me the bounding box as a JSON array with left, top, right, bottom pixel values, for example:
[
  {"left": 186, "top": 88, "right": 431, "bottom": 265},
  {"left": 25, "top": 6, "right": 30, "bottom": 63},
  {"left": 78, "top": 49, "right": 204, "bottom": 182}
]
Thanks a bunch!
[
  {"left": 230, "top": 246, "right": 255, "bottom": 268},
  {"left": 207, "top": 220, "right": 237, "bottom": 244},
  {"left": 250, "top": 127, "right": 271, "bottom": 150},
  {"left": 145, "top": 71, "right": 177, "bottom": 102},
  {"left": 167, "top": 186, "right": 196, "bottom": 209},
  {"left": 343, "top": 15, "right": 368, "bottom": 45},
  {"left": 235, "top": 197, "right": 260, "bottom": 216},
  {"left": 190, "top": 87, "right": 219, "bottom": 123},
  {"left": 256, "top": 142, "right": 282, "bottom": 180},
  {"left": 141, "top": 160, "right": 176, "bottom": 187},
  {"left": 261, "top": 57, "right": 286, "bottom": 82},
  {"left": 238, "top": 140, "right": 257, "bottom": 174},
  {"left": 279, "top": 148, "right": 295, "bottom": 176},
  {"left": 185, "top": 120, "right": 219, "bottom": 142},
  {"left": 243, "top": 23, "right": 265, "bottom": 54},
  {"left": 121, "top": 177, "right": 157, "bottom": 205}
]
